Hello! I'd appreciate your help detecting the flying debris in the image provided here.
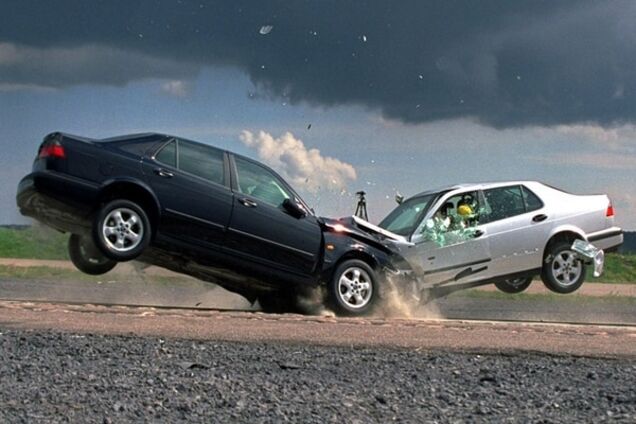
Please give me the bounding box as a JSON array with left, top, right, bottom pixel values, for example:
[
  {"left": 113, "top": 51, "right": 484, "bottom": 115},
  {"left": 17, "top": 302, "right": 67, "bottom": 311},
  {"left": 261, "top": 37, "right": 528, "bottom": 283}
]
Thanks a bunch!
[
  {"left": 307, "top": 124, "right": 312, "bottom": 130},
  {"left": 361, "top": 35, "right": 367, "bottom": 42},
  {"left": 259, "top": 25, "right": 273, "bottom": 35}
]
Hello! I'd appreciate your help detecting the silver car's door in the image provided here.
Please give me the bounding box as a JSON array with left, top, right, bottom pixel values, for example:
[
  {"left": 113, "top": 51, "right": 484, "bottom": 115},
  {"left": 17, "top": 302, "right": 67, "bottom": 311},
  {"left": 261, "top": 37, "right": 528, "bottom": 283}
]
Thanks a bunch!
[
  {"left": 405, "top": 190, "right": 492, "bottom": 287},
  {"left": 479, "top": 185, "right": 551, "bottom": 277}
]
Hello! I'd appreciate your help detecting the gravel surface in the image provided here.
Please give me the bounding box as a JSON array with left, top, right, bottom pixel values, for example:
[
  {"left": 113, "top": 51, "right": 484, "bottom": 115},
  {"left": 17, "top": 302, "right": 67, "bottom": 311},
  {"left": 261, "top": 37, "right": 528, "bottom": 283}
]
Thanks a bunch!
[{"left": 1, "top": 329, "right": 634, "bottom": 423}]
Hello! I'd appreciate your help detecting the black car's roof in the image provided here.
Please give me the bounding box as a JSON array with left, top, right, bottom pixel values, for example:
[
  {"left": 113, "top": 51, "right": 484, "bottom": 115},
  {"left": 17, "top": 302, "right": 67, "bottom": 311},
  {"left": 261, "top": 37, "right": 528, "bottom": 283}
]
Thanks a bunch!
[
  {"left": 107, "top": 132, "right": 312, "bottom": 210},
  {"left": 123, "top": 133, "right": 272, "bottom": 167},
  {"left": 100, "top": 133, "right": 165, "bottom": 142}
]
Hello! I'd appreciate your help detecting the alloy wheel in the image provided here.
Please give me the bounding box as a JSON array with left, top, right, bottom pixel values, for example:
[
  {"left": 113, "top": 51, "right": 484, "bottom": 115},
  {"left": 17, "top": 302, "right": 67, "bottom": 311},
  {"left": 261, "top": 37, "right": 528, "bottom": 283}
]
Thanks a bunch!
[
  {"left": 550, "top": 250, "right": 582, "bottom": 287},
  {"left": 101, "top": 207, "right": 144, "bottom": 252},
  {"left": 337, "top": 266, "right": 373, "bottom": 309}
]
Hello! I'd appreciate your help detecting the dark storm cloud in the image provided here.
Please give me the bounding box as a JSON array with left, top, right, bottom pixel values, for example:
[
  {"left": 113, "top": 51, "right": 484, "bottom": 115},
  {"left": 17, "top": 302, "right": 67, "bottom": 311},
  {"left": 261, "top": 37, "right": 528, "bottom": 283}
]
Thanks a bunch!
[{"left": 1, "top": 0, "right": 635, "bottom": 127}]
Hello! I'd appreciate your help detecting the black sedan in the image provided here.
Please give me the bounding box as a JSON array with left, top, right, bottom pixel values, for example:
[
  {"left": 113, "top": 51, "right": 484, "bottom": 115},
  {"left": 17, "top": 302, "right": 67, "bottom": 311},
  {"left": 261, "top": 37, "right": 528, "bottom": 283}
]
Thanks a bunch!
[{"left": 17, "top": 132, "right": 407, "bottom": 315}]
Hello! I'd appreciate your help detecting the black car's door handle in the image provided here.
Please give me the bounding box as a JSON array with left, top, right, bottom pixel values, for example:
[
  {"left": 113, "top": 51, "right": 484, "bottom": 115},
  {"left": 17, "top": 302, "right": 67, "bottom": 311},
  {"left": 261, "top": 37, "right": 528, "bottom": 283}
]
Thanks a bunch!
[
  {"left": 532, "top": 214, "right": 548, "bottom": 223},
  {"left": 472, "top": 229, "right": 484, "bottom": 238},
  {"left": 154, "top": 168, "right": 174, "bottom": 178},
  {"left": 239, "top": 198, "right": 258, "bottom": 208}
]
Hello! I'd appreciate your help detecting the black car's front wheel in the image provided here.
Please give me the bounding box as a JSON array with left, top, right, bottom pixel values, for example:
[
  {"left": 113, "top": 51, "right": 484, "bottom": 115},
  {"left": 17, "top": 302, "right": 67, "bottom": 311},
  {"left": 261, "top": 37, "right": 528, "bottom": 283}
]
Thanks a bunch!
[
  {"left": 68, "top": 234, "right": 117, "bottom": 275},
  {"left": 93, "top": 199, "right": 151, "bottom": 261},
  {"left": 329, "top": 259, "right": 378, "bottom": 316},
  {"left": 494, "top": 277, "right": 533, "bottom": 294}
]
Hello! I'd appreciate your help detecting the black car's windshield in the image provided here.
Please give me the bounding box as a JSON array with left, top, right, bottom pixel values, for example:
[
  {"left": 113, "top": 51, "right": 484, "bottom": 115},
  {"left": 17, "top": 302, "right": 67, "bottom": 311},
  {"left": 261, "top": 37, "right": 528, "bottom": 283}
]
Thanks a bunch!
[{"left": 378, "top": 193, "right": 438, "bottom": 236}]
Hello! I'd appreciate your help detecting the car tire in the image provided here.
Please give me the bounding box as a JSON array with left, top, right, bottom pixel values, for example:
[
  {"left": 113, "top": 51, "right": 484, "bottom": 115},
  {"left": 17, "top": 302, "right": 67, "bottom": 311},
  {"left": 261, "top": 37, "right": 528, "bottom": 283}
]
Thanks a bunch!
[
  {"left": 329, "top": 259, "right": 378, "bottom": 316},
  {"left": 68, "top": 234, "right": 117, "bottom": 275},
  {"left": 93, "top": 199, "right": 151, "bottom": 261},
  {"left": 541, "top": 241, "right": 586, "bottom": 294},
  {"left": 494, "top": 277, "right": 533, "bottom": 294}
]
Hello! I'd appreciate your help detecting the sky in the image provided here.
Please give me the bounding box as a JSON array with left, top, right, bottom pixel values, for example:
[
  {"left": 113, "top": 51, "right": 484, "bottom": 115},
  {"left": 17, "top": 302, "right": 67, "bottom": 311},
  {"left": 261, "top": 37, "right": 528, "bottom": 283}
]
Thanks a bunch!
[{"left": 0, "top": 0, "right": 635, "bottom": 229}]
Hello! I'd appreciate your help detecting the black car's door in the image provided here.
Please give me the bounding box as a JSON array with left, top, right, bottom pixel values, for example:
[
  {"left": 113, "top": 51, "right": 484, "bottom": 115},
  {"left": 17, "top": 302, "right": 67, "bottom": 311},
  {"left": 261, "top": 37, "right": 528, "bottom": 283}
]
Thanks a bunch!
[
  {"left": 141, "top": 139, "right": 233, "bottom": 249},
  {"left": 225, "top": 155, "right": 322, "bottom": 276}
]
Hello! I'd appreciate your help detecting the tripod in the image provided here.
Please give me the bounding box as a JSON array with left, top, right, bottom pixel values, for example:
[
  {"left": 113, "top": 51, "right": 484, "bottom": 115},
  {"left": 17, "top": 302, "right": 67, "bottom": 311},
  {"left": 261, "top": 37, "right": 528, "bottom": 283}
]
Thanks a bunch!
[{"left": 354, "top": 191, "right": 368, "bottom": 221}]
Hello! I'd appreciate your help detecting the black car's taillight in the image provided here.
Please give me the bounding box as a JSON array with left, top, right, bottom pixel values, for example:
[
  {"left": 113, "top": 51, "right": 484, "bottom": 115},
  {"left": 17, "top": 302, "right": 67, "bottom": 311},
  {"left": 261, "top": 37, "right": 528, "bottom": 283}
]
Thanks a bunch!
[{"left": 38, "top": 141, "right": 66, "bottom": 159}]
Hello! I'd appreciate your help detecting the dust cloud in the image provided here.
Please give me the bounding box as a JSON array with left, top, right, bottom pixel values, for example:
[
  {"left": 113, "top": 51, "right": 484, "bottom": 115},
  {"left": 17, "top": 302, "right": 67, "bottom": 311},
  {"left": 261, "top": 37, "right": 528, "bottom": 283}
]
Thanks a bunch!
[{"left": 375, "top": 276, "right": 443, "bottom": 320}]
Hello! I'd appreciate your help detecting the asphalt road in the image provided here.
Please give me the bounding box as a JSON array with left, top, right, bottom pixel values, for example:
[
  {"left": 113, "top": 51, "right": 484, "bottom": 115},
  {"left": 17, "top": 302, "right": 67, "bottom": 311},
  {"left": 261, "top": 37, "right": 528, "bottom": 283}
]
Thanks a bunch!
[{"left": 1, "top": 276, "right": 635, "bottom": 325}]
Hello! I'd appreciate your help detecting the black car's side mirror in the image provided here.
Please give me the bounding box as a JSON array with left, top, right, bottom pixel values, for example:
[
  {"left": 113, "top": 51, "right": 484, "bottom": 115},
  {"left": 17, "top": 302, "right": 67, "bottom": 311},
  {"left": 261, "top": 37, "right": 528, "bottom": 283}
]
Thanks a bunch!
[{"left": 282, "top": 198, "right": 307, "bottom": 219}]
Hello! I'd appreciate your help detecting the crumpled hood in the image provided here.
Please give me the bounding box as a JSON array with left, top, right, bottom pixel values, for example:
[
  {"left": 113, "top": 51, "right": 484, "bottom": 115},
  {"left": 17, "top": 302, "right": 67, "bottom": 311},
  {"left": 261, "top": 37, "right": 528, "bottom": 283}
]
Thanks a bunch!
[{"left": 320, "top": 215, "right": 412, "bottom": 249}]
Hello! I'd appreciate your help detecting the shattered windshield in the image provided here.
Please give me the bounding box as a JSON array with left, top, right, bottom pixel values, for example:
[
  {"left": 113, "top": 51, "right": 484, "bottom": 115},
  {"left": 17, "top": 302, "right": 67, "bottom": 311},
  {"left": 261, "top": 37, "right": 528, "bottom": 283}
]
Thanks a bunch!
[{"left": 378, "top": 193, "right": 437, "bottom": 236}]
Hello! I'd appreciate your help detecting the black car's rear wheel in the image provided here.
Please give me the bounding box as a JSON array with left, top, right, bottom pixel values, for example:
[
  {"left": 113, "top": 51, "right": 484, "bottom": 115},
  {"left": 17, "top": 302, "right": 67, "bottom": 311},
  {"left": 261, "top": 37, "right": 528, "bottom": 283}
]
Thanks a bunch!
[
  {"left": 68, "top": 234, "right": 117, "bottom": 275},
  {"left": 93, "top": 199, "right": 151, "bottom": 261},
  {"left": 494, "top": 277, "right": 533, "bottom": 294},
  {"left": 329, "top": 259, "right": 378, "bottom": 316},
  {"left": 541, "top": 241, "right": 586, "bottom": 294}
]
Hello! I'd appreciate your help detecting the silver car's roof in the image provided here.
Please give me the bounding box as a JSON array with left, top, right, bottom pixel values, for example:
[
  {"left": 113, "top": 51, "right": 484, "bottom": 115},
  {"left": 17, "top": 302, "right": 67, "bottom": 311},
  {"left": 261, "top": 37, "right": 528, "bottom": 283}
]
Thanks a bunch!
[{"left": 411, "top": 181, "right": 544, "bottom": 198}]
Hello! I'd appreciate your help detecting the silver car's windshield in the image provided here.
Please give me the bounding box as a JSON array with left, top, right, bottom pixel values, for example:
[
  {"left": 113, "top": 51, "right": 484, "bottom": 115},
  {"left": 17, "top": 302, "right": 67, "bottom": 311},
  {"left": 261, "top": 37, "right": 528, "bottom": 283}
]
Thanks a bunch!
[{"left": 378, "top": 193, "right": 438, "bottom": 236}]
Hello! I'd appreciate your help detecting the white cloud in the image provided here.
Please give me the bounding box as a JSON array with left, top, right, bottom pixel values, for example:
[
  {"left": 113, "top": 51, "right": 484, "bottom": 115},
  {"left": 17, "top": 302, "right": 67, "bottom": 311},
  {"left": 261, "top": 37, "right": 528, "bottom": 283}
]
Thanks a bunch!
[
  {"left": 555, "top": 124, "right": 636, "bottom": 152},
  {"left": 531, "top": 152, "right": 636, "bottom": 170},
  {"left": 160, "top": 80, "right": 191, "bottom": 97},
  {"left": 239, "top": 130, "right": 357, "bottom": 192}
]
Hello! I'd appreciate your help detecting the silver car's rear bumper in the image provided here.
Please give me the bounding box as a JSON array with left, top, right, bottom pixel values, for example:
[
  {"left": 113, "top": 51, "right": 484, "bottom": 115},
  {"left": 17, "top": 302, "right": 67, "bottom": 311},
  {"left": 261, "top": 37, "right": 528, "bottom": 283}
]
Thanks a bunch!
[{"left": 587, "top": 226, "right": 623, "bottom": 252}]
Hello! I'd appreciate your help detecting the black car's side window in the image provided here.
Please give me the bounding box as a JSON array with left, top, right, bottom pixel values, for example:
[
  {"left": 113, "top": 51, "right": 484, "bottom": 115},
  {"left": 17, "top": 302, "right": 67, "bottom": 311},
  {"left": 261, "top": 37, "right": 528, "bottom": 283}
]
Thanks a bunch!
[
  {"left": 522, "top": 185, "right": 544, "bottom": 212},
  {"left": 234, "top": 157, "right": 291, "bottom": 207},
  {"left": 155, "top": 140, "right": 177, "bottom": 167},
  {"left": 178, "top": 141, "right": 225, "bottom": 185},
  {"left": 155, "top": 140, "right": 225, "bottom": 185},
  {"left": 482, "top": 185, "right": 526, "bottom": 222}
]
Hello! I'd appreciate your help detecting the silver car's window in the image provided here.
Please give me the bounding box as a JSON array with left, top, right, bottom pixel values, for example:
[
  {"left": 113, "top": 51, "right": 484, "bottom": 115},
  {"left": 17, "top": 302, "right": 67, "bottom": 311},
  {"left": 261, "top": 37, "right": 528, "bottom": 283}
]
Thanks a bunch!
[
  {"left": 414, "top": 191, "right": 481, "bottom": 242},
  {"left": 178, "top": 141, "right": 225, "bottom": 185},
  {"left": 482, "top": 185, "right": 526, "bottom": 222},
  {"left": 234, "top": 157, "right": 291, "bottom": 207},
  {"left": 378, "top": 194, "right": 436, "bottom": 236},
  {"left": 522, "top": 186, "right": 543, "bottom": 212}
]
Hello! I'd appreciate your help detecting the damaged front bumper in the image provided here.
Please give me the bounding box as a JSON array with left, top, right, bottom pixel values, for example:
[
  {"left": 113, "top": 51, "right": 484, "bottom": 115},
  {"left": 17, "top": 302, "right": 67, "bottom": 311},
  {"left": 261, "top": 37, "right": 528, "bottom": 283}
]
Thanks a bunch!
[{"left": 571, "top": 240, "right": 605, "bottom": 277}]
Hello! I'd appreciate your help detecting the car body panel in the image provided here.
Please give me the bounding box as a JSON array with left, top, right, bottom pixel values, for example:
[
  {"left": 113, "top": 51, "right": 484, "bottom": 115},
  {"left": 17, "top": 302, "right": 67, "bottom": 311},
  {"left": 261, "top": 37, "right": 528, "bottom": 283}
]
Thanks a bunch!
[
  {"left": 225, "top": 198, "right": 323, "bottom": 276},
  {"left": 140, "top": 155, "right": 233, "bottom": 249}
]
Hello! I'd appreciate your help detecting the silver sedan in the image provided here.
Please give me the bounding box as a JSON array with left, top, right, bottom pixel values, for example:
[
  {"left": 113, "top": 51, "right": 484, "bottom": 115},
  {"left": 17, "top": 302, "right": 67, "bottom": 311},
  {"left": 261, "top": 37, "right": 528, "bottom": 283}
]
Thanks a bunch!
[{"left": 376, "top": 181, "right": 623, "bottom": 294}]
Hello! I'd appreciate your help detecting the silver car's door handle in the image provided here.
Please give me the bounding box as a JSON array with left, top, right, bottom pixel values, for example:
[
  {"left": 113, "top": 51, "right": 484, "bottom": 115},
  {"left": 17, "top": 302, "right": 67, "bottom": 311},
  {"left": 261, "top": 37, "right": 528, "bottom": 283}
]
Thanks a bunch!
[
  {"left": 154, "top": 168, "right": 174, "bottom": 178},
  {"left": 532, "top": 214, "right": 548, "bottom": 223},
  {"left": 472, "top": 229, "right": 484, "bottom": 238},
  {"left": 239, "top": 198, "right": 258, "bottom": 208}
]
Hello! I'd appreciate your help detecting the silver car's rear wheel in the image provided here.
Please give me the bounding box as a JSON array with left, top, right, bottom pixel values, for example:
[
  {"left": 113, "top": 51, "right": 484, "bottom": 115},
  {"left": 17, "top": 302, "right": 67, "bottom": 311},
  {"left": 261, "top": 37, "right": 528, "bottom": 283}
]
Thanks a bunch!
[
  {"left": 329, "top": 259, "right": 378, "bottom": 316},
  {"left": 551, "top": 250, "right": 582, "bottom": 286},
  {"left": 541, "top": 241, "right": 586, "bottom": 294}
]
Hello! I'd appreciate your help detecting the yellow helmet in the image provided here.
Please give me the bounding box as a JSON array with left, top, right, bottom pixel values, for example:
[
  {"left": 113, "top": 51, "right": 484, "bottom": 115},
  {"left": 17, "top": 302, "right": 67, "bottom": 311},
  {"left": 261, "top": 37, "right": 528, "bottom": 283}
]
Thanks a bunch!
[{"left": 457, "top": 204, "right": 473, "bottom": 217}]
